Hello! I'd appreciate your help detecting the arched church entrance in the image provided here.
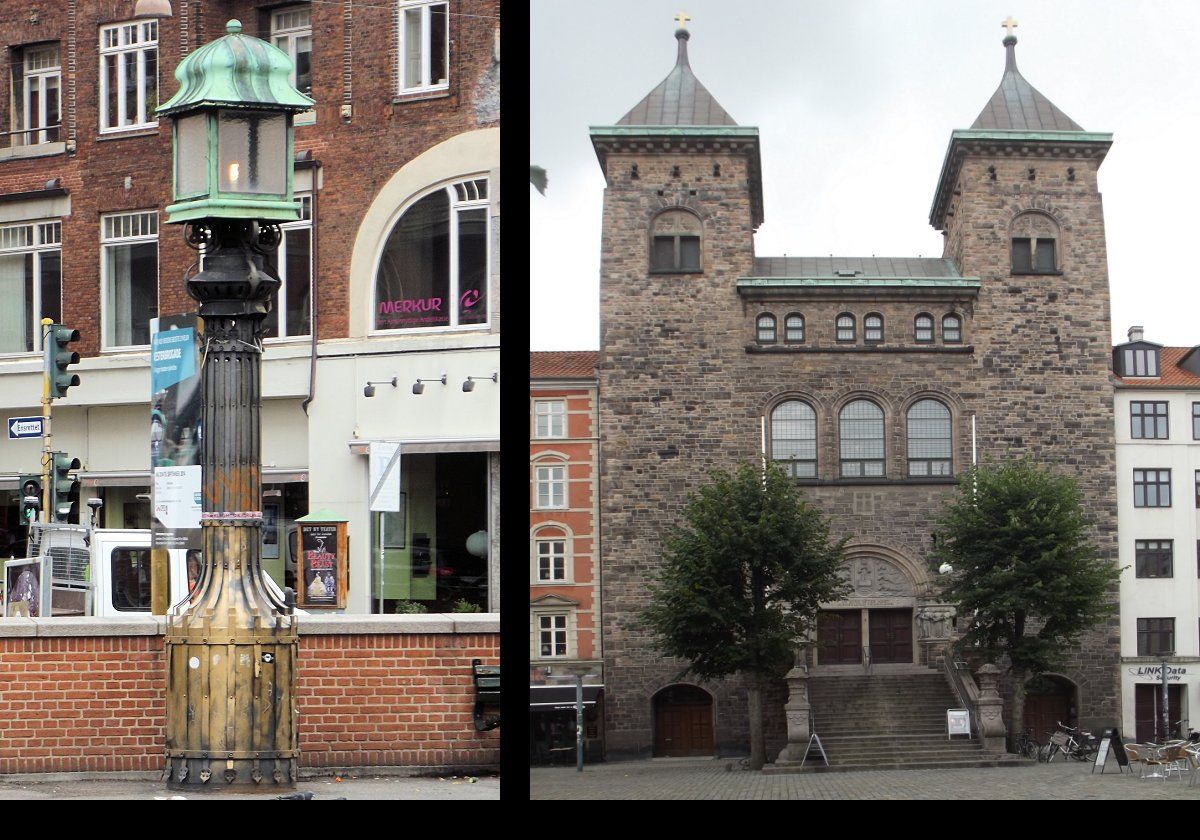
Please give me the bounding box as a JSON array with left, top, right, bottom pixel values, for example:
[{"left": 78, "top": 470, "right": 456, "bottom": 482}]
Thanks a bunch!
[
  {"left": 652, "top": 684, "right": 714, "bottom": 757},
  {"left": 1023, "top": 674, "right": 1076, "bottom": 740},
  {"left": 815, "top": 550, "right": 924, "bottom": 667}
]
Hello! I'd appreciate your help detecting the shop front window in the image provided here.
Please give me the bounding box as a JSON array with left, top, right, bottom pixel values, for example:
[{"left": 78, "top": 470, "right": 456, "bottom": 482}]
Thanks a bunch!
[{"left": 371, "top": 452, "right": 490, "bottom": 613}]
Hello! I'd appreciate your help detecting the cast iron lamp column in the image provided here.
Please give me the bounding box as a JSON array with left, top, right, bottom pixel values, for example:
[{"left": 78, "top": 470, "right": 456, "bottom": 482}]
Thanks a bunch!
[{"left": 157, "top": 20, "right": 313, "bottom": 789}]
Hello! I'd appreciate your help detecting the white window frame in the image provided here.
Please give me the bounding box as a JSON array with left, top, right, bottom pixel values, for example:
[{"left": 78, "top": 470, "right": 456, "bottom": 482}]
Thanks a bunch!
[
  {"left": 271, "top": 5, "right": 315, "bottom": 125},
  {"left": 99, "top": 20, "right": 159, "bottom": 133},
  {"left": 16, "top": 45, "right": 61, "bottom": 146},
  {"left": 372, "top": 176, "right": 490, "bottom": 334},
  {"left": 534, "top": 463, "right": 567, "bottom": 510},
  {"left": 100, "top": 211, "right": 159, "bottom": 351},
  {"left": 397, "top": 0, "right": 450, "bottom": 94},
  {"left": 0, "top": 221, "right": 61, "bottom": 356},
  {"left": 533, "top": 399, "right": 566, "bottom": 439},
  {"left": 534, "top": 538, "right": 568, "bottom": 584},
  {"left": 535, "top": 612, "right": 571, "bottom": 659},
  {"left": 265, "top": 193, "right": 313, "bottom": 340}
]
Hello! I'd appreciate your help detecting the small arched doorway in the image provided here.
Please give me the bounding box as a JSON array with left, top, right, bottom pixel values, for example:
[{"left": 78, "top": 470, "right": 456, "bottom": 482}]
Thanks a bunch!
[
  {"left": 1023, "top": 674, "right": 1076, "bottom": 739},
  {"left": 653, "top": 684, "right": 714, "bottom": 757}
]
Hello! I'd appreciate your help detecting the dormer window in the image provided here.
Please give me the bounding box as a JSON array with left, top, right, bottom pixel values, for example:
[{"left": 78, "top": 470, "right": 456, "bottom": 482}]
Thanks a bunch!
[
  {"left": 1010, "top": 212, "right": 1060, "bottom": 274},
  {"left": 1121, "top": 347, "right": 1160, "bottom": 377},
  {"left": 650, "top": 209, "right": 701, "bottom": 273}
]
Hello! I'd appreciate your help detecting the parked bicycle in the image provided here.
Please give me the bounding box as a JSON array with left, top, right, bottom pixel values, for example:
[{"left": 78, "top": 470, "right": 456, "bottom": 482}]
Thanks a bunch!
[
  {"left": 1013, "top": 729, "right": 1040, "bottom": 760},
  {"left": 1042, "top": 721, "right": 1097, "bottom": 762}
]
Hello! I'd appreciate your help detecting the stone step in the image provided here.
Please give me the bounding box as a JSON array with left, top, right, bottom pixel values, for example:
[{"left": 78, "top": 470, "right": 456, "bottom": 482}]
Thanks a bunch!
[{"left": 764, "top": 756, "right": 1026, "bottom": 774}]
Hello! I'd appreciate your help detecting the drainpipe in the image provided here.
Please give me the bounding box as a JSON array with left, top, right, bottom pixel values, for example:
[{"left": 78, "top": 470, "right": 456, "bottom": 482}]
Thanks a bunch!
[{"left": 301, "top": 160, "right": 320, "bottom": 416}]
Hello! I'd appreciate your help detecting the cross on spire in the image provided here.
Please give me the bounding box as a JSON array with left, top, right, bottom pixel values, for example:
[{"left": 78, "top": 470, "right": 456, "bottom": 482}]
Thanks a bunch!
[
  {"left": 1001, "top": 16, "right": 1018, "bottom": 37},
  {"left": 674, "top": 11, "right": 691, "bottom": 30}
]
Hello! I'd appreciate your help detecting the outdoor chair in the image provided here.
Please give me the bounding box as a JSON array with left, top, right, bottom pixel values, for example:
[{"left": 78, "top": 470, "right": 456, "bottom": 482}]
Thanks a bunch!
[
  {"left": 1159, "top": 744, "right": 1191, "bottom": 780},
  {"left": 1184, "top": 745, "right": 1200, "bottom": 787}
]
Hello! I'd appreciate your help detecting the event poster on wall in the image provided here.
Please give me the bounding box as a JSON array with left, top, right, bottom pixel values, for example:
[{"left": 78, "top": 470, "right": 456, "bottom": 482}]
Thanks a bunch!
[
  {"left": 298, "top": 521, "right": 348, "bottom": 609},
  {"left": 150, "top": 314, "right": 204, "bottom": 552}
]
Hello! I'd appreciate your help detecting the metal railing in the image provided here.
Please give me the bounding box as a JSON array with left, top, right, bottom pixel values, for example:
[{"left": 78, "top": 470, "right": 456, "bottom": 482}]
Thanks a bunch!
[
  {"left": 941, "top": 644, "right": 981, "bottom": 739},
  {"left": 862, "top": 645, "right": 873, "bottom": 675},
  {"left": 2, "top": 124, "right": 63, "bottom": 145}
]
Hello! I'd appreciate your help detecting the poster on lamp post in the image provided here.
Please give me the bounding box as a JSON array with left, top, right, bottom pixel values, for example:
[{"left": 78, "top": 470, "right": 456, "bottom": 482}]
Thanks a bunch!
[{"left": 150, "top": 314, "right": 204, "bottom": 552}]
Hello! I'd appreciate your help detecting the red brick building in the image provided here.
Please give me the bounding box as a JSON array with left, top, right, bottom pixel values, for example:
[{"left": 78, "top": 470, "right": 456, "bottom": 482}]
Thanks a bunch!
[
  {"left": 0, "top": 0, "right": 501, "bottom": 615},
  {"left": 529, "top": 351, "right": 604, "bottom": 762}
]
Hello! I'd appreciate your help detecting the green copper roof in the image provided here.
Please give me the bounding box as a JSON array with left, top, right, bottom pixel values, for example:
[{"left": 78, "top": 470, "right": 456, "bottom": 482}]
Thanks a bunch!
[
  {"left": 589, "top": 125, "right": 760, "bottom": 138},
  {"left": 157, "top": 20, "right": 314, "bottom": 116},
  {"left": 737, "top": 277, "right": 981, "bottom": 288}
]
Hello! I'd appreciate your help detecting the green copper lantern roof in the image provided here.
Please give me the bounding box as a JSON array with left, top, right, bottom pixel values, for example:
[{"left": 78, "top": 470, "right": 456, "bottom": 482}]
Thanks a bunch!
[{"left": 157, "top": 20, "right": 314, "bottom": 116}]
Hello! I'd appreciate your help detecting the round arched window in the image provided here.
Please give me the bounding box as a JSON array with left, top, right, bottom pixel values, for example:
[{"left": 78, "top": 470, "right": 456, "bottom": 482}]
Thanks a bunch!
[{"left": 374, "top": 178, "right": 489, "bottom": 331}]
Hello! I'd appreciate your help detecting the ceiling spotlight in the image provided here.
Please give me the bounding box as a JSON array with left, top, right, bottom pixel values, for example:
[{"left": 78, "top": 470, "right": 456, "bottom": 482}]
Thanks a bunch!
[
  {"left": 364, "top": 376, "right": 398, "bottom": 398},
  {"left": 463, "top": 372, "right": 498, "bottom": 392},
  {"left": 413, "top": 373, "right": 447, "bottom": 395}
]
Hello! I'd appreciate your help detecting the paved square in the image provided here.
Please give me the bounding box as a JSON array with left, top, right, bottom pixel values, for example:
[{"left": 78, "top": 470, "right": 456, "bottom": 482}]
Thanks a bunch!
[{"left": 531, "top": 758, "right": 1200, "bottom": 800}]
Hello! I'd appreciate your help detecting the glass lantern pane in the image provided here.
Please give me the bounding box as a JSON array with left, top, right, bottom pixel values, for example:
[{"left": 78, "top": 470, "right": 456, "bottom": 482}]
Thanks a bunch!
[
  {"left": 175, "top": 114, "right": 209, "bottom": 197},
  {"left": 218, "top": 111, "right": 287, "bottom": 195}
]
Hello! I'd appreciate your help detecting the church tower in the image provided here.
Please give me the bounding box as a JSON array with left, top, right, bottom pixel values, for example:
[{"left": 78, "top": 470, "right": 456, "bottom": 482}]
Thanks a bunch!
[
  {"left": 584, "top": 21, "right": 1120, "bottom": 762},
  {"left": 929, "top": 27, "right": 1119, "bottom": 728},
  {"left": 590, "top": 23, "right": 768, "bottom": 758}
]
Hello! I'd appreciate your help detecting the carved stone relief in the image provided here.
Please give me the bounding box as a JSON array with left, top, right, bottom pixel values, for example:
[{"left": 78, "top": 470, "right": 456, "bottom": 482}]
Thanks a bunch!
[{"left": 842, "top": 556, "right": 914, "bottom": 598}]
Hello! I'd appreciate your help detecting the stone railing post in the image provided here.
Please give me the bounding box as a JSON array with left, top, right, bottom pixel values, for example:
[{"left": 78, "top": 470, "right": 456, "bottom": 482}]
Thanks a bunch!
[
  {"left": 774, "top": 664, "right": 811, "bottom": 765},
  {"left": 975, "top": 663, "right": 1007, "bottom": 753}
]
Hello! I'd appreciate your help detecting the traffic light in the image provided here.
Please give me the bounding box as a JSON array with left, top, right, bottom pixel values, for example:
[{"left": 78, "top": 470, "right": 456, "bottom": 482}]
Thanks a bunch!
[
  {"left": 18, "top": 474, "right": 42, "bottom": 522},
  {"left": 44, "top": 323, "right": 81, "bottom": 399},
  {"left": 50, "top": 452, "right": 81, "bottom": 523}
]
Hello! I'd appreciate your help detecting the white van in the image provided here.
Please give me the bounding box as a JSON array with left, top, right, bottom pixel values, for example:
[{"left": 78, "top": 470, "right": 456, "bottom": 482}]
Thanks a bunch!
[{"left": 8, "top": 523, "right": 292, "bottom": 617}]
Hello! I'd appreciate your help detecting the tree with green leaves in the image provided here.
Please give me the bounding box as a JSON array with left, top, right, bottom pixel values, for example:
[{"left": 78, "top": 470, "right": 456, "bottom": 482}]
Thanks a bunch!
[
  {"left": 934, "top": 460, "right": 1120, "bottom": 747},
  {"left": 642, "top": 460, "right": 849, "bottom": 769}
]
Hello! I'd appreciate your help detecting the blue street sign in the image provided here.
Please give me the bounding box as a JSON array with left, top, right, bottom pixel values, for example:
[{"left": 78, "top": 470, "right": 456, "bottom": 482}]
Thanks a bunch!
[{"left": 7, "top": 416, "right": 44, "bottom": 439}]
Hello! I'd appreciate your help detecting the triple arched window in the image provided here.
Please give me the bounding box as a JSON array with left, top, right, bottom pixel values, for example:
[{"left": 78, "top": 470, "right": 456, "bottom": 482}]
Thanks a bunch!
[
  {"left": 768, "top": 397, "right": 955, "bottom": 479},
  {"left": 770, "top": 400, "right": 817, "bottom": 477}
]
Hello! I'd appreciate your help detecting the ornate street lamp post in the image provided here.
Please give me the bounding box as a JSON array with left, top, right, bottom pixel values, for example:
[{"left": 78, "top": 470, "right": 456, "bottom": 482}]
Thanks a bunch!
[{"left": 158, "top": 20, "right": 313, "bottom": 789}]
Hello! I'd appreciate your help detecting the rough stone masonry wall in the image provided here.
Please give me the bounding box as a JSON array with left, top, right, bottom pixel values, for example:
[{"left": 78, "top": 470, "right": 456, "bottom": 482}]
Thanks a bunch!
[
  {"left": 599, "top": 149, "right": 765, "bottom": 758},
  {"left": 0, "top": 616, "right": 499, "bottom": 775},
  {"left": 942, "top": 152, "right": 1120, "bottom": 729},
  {"left": 599, "top": 143, "right": 1120, "bottom": 758}
]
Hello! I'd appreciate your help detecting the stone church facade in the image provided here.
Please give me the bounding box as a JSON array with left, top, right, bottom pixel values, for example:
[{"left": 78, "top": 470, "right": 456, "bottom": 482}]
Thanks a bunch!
[{"left": 592, "top": 27, "right": 1119, "bottom": 759}]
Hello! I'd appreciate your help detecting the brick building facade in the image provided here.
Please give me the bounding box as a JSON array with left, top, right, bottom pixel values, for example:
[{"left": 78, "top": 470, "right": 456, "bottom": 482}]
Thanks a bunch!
[
  {"left": 0, "top": 0, "right": 500, "bottom": 616},
  {"left": 592, "top": 27, "right": 1119, "bottom": 759},
  {"left": 529, "top": 351, "right": 604, "bottom": 762}
]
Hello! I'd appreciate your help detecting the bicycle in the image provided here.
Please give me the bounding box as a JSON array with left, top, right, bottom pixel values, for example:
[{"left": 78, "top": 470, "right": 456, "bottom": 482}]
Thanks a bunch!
[
  {"left": 1045, "top": 721, "right": 1096, "bottom": 762},
  {"left": 1013, "top": 729, "right": 1040, "bottom": 760}
]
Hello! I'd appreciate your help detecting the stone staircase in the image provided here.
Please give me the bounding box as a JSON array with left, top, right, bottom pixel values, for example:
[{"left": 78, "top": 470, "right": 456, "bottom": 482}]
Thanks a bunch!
[{"left": 767, "top": 669, "right": 1025, "bottom": 773}]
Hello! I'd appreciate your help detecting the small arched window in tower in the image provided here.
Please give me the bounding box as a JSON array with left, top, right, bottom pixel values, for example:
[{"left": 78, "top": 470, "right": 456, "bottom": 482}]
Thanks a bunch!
[
  {"left": 942, "top": 313, "right": 962, "bottom": 344},
  {"left": 771, "top": 400, "right": 817, "bottom": 478},
  {"left": 864, "top": 313, "right": 883, "bottom": 344},
  {"left": 650, "top": 209, "right": 702, "bottom": 273},
  {"left": 840, "top": 399, "right": 884, "bottom": 478},
  {"left": 1010, "top": 212, "right": 1060, "bottom": 274},
  {"left": 836, "top": 313, "right": 856, "bottom": 342},
  {"left": 756, "top": 313, "right": 776, "bottom": 344},
  {"left": 907, "top": 399, "right": 952, "bottom": 477},
  {"left": 914, "top": 313, "right": 934, "bottom": 343},
  {"left": 784, "top": 313, "right": 804, "bottom": 343}
]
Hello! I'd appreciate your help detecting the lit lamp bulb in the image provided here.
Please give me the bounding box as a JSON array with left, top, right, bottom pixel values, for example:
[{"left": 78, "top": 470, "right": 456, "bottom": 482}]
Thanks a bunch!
[{"left": 227, "top": 161, "right": 240, "bottom": 185}]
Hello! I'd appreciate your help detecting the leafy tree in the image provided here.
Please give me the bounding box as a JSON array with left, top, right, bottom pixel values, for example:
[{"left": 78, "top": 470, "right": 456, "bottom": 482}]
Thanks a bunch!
[
  {"left": 934, "top": 460, "right": 1120, "bottom": 746},
  {"left": 642, "top": 460, "right": 849, "bottom": 769}
]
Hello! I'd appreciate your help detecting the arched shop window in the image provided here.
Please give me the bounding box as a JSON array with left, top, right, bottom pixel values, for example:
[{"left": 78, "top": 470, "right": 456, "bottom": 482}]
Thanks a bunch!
[{"left": 373, "top": 177, "right": 489, "bottom": 331}]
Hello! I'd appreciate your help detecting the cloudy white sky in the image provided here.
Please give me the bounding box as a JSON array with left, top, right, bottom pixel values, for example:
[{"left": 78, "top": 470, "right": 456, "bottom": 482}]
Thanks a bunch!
[{"left": 530, "top": 0, "right": 1200, "bottom": 351}]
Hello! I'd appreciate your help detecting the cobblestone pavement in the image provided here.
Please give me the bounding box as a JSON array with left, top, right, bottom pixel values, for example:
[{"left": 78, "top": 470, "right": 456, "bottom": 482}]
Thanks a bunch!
[
  {"left": 0, "top": 773, "right": 500, "bottom": 800},
  {"left": 531, "top": 758, "right": 1200, "bottom": 800}
]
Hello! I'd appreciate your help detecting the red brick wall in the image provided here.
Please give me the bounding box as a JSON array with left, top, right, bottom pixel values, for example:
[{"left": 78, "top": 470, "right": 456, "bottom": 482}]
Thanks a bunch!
[{"left": 0, "top": 632, "right": 499, "bottom": 775}]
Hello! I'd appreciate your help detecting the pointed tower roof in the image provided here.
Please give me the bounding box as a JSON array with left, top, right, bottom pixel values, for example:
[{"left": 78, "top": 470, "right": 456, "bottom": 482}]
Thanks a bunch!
[
  {"left": 616, "top": 28, "right": 738, "bottom": 126},
  {"left": 971, "top": 34, "right": 1083, "bottom": 131},
  {"left": 590, "top": 23, "right": 764, "bottom": 229},
  {"left": 928, "top": 24, "right": 1111, "bottom": 231}
]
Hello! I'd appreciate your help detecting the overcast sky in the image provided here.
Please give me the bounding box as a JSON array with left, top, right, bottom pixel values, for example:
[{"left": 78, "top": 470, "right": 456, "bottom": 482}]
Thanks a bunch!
[{"left": 530, "top": 0, "right": 1200, "bottom": 351}]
